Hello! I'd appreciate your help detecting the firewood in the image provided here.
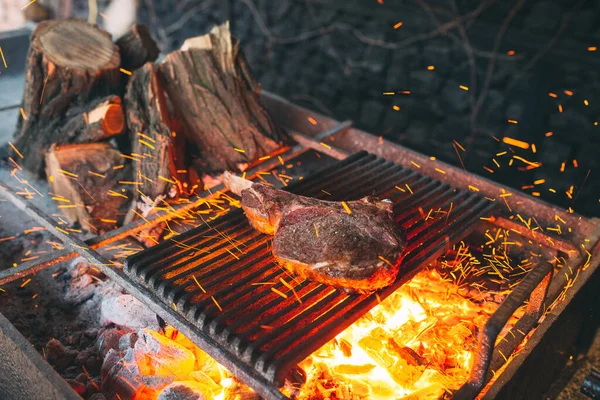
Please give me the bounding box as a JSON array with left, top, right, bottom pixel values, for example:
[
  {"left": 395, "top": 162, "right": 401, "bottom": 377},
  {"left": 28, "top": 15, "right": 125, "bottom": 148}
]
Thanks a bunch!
[
  {"left": 45, "top": 143, "right": 132, "bottom": 233},
  {"left": 11, "top": 19, "right": 121, "bottom": 177},
  {"left": 116, "top": 24, "right": 159, "bottom": 71},
  {"left": 159, "top": 22, "right": 288, "bottom": 173},
  {"left": 124, "top": 62, "right": 181, "bottom": 206},
  {"left": 59, "top": 95, "right": 125, "bottom": 143}
]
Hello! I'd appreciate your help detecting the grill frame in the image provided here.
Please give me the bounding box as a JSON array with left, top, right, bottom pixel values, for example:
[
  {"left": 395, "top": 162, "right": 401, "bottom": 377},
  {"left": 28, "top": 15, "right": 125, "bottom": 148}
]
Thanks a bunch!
[{"left": 0, "top": 91, "right": 597, "bottom": 400}]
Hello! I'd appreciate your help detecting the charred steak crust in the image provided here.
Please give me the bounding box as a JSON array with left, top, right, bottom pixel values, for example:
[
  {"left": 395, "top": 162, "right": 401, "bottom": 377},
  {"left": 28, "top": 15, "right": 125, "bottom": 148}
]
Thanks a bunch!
[{"left": 223, "top": 173, "right": 406, "bottom": 293}]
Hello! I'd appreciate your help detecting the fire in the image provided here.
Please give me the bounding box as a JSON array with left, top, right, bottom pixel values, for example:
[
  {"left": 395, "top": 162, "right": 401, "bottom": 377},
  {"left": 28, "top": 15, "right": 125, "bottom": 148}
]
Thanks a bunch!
[{"left": 284, "top": 269, "right": 497, "bottom": 400}]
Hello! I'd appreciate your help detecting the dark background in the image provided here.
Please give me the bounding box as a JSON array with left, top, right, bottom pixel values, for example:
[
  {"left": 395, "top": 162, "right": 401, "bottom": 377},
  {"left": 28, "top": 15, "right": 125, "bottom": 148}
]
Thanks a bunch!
[{"left": 131, "top": 0, "right": 600, "bottom": 217}]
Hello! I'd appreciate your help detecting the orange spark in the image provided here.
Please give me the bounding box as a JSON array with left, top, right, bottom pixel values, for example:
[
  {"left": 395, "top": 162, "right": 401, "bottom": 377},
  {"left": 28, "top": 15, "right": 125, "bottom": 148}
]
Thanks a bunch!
[
  {"left": 393, "top": 21, "right": 403, "bottom": 29},
  {"left": 563, "top": 90, "right": 573, "bottom": 96},
  {"left": 506, "top": 50, "right": 515, "bottom": 56},
  {"left": 531, "top": 144, "right": 537, "bottom": 153},
  {"left": 573, "top": 159, "right": 578, "bottom": 168},
  {"left": 341, "top": 201, "right": 352, "bottom": 214},
  {"left": 119, "top": 68, "right": 132, "bottom": 75},
  {"left": 427, "top": 65, "right": 435, "bottom": 70},
  {"left": 410, "top": 161, "right": 420, "bottom": 168},
  {"left": 258, "top": 155, "right": 271, "bottom": 161},
  {"left": 545, "top": 131, "right": 553, "bottom": 137},
  {"left": 459, "top": 85, "right": 469, "bottom": 91},
  {"left": 392, "top": 105, "right": 400, "bottom": 111},
  {"left": 307, "top": 117, "right": 317, "bottom": 125},
  {"left": 320, "top": 142, "right": 331, "bottom": 149},
  {"left": 0, "top": 46, "right": 6, "bottom": 68},
  {"left": 8, "top": 142, "right": 23, "bottom": 158},
  {"left": 534, "top": 179, "right": 545, "bottom": 185},
  {"left": 383, "top": 92, "right": 395, "bottom": 95},
  {"left": 502, "top": 137, "right": 529, "bottom": 149},
  {"left": 549, "top": 92, "right": 557, "bottom": 98},
  {"left": 507, "top": 119, "right": 518, "bottom": 124},
  {"left": 558, "top": 104, "right": 563, "bottom": 113},
  {"left": 20, "top": 108, "right": 27, "bottom": 120},
  {"left": 588, "top": 46, "right": 597, "bottom": 52}
]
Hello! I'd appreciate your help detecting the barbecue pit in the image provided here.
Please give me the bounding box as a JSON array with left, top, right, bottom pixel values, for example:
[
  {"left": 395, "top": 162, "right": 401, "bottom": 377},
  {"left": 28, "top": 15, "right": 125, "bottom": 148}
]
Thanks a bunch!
[{"left": 0, "top": 89, "right": 599, "bottom": 399}]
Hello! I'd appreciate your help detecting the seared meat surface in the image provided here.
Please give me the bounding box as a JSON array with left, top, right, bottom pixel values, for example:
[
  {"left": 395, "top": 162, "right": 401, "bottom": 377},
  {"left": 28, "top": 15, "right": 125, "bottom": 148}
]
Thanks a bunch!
[{"left": 223, "top": 172, "right": 406, "bottom": 293}]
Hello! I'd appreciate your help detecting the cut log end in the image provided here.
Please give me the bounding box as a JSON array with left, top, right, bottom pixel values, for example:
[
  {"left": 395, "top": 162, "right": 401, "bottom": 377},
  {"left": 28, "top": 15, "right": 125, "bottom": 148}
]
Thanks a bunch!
[
  {"left": 116, "top": 24, "right": 159, "bottom": 71},
  {"left": 36, "top": 19, "right": 120, "bottom": 71}
]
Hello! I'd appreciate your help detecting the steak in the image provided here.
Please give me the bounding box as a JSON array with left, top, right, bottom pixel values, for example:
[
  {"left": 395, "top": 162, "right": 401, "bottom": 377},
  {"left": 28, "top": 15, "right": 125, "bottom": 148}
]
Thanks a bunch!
[{"left": 223, "top": 172, "right": 406, "bottom": 293}]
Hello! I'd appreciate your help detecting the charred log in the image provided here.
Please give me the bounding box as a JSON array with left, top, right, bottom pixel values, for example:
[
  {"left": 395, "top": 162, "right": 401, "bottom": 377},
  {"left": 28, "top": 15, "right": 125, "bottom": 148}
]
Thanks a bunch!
[
  {"left": 11, "top": 19, "right": 121, "bottom": 176},
  {"left": 159, "top": 22, "right": 287, "bottom": 173}
]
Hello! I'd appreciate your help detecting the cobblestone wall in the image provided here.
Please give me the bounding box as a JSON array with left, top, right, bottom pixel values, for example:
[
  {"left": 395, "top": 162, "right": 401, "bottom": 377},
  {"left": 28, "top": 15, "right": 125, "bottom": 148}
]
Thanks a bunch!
[{"left": 140, "top": 0, "right": 600, "bottom": 217}]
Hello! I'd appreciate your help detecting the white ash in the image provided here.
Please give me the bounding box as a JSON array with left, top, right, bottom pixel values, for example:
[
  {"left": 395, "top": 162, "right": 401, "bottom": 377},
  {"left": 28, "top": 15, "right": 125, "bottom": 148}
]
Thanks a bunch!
[{"left": 100, "top": 293, "right": 161, "bottom": 331}]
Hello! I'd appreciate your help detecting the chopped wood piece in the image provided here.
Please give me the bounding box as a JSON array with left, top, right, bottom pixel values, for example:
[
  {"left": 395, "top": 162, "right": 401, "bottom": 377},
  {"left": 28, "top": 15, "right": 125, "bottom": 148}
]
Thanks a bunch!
[
  {"left": 124, "top": 62, "right": 180, "bottom": 205},
  {"left": 11, "top": 19, "right": 121, "bottom": 177},
  {"left": 159, "top": 22, "right": 287, "bottom": 173},
  {"left": 116, "top": 24, "right": 159, "bottom": 71},
  {"left": 45, "top": 143, "right": 132, "bottom": 233},
  {"left": 60, "top": 95, "right": 125, "bottom": 143}
]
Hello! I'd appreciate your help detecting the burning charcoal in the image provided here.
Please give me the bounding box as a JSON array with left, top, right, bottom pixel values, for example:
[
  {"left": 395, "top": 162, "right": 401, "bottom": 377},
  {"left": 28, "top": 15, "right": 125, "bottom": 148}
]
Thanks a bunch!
[
  {"left": 119, "top": 332, "right": 139, "bottom": 353},
  {"left": 102, "top": 348, "right": 174, "bottom": 400},
  {"left": 188, "top": 371, "right": 221, "bottom": 397},
  {"left": 101, "top": 349, "right": 121, "bottom": 382},
  {"left": 222, "top": 378, "right": 261, "bottom": 400},
  {"left": 67, "top": 379, "right": 87, "bottom": 396},
  {"left": 156, "top": 381, "right": 209, "bottom": 400},
  {"left": 45, "top": 338, "right": 78, "bottom": 372},
  {"left": 101, "top": 294, "right": 160, "bottom": 331},
  {"left": 96, "top": 329, "right": 127, "bottom": 357},
  {"left": 133, "top": 329, "right": 196, "bottom": 380},
  {"left": 64, "top": 274, "right": 96, "bottom": 305}
]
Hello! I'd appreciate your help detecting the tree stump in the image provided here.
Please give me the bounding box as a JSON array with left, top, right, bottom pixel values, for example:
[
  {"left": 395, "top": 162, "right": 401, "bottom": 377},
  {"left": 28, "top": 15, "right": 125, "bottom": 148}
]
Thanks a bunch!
[
  {"left": 11, "top": 19, "right": 121, "bottom": 176},
  {"left": 159, "top": 22, "right": 287, "bottom": 173},
  {"left": 45, "top": 143, "right": 133, "bottom": 233}
]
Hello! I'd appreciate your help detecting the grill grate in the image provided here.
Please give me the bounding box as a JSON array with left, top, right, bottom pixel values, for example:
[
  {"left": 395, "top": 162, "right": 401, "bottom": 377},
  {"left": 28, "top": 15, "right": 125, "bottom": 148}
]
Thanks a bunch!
[{"left": 124, "top": 151, "right": 497, "bottom": 386}]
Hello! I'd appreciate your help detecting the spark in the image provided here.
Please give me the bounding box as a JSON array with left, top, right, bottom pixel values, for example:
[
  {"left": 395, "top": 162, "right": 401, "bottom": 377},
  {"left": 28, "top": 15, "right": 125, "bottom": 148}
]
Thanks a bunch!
[
  {"left": 307, "top": 117, "right": 317, "bottom": 125},
  {"left": 341, "top": 201, "right": 352, "bottom": 214},
  {"left": 119, "top": 68, "right": 132, "bottom": 75},
  {"left": 588, "top": 46, "right": 597, "bottom": 52},
  {"left": 392, "top": 105, "right": 400, "bottom": 111},
  {"left": 20, "top": 278, "right": 32, "bottom": 288},
  {"left": 321, "top": 189, "right": 331, "bottom": 196},
  {"left": 560, "top": 162, "right": 566, "bottom": 172},
  {"left": 564, "top": 90, "right": 573, "bottom": 96},
  {"left": 258, "top": 155, "right": 271, "bottom": 161},
  {"left": 383, "top": 91, "right": 395, "bottom": 95},
  {"left": 410, "top": 161, "right": 420, "bottom": 168},
  {"left": 484, "top": 166, "right": 494, "bottom": 174},
  {"left": 8, "top": 142, "right": 23, "bottom": 158},
  {"left": 139, "top": 139, "right": 155, "bottom": 150},
  {"left": 532, "top": 192, "right": 540, "bottom": 197},
  {"left": 548, "top": 92, "right": 557, "bottom": 98},
  {"left": 58, "top": 169, "right": 78, "bottom": 178},
  {"left": 558, "top": 104, "right": 563, "bottom": 113},
  {"left": 459, "top": 85, "right": 469, "bottom": 91},
  {"left": 118, "top": 181, "right": 142, "bottom": 185},
  {"left": 234, "top": 148, "right": 245, "bottom": 153},
  {"left": 427, "top": 65, "right": 435, "bottom": 70},
  {"left": 512, "top": 155, "right": 541, "bottom": 168},
  {"left": 468, "top": 185, "right": 479, "bottom": 192},
  {"left": 0, "top": 46, "right": 6, "bottom": 68},
  {"left": 271, "top": 287, "right": 288, "bottom": 299},
  {"left": 584, "top": 99, "right": 589, "bottom": 106},
  {"left": 502, "top": 137, "right": 529, "bottom": 149},
  {"left": 435, "top": 168, "right": 446, "bottom": 174},
  {"left": 20, "top": 108, "right": 27, "bottom": 120},
  {"left": 545, "top": 131, "right": 553, "bottom": 137},
  {"left": 572, "top": 159, "right": 578, "bottom": 168},
  {"left": 496, "top": 151, "right": 507, "bottom": 156},
  {"left": 88, "top": 171, "right": 105, "bottom": 178},
  {"left": 506, "top": 50, "right": 515, "bottom": 55},
  {"left": 320, "top": 142, "right": 331, "bottom": 149},
  {"left": 531, "top": 144, "right": 537, "bottom": 153},
  {"left": 393, "top": 21, "right": 403, "bottom": 29}
]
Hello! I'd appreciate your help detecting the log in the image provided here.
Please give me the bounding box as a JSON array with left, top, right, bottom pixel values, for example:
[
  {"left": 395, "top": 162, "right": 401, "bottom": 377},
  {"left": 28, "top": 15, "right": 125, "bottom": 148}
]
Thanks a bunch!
[
  {"left": 59, "top": 95, "right": 125, "bottom": 143},
  {"left": 116, "top": 24, "right": 159, "bottom": 72},
  {"left": 159, "top": 22, "right": 288, "bottom": 173},
  {"left": 45, "top": 143, "right": 133, "bottom": 233},
  {"left": 11, "top": 19, "right": 121, "bottom": 177},
  {"left": 124, "top": 62, "right": 181, "bottom": 204}
]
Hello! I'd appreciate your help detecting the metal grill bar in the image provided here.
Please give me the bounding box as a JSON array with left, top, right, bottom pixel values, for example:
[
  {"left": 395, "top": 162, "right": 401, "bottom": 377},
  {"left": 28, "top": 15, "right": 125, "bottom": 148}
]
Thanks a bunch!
[{"left": 124, "top": 151, "right": 497, "bottom": 385}]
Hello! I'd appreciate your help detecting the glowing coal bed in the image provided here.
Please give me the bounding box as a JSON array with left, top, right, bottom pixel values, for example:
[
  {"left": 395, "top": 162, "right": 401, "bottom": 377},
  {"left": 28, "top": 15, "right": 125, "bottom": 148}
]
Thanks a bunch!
[{"left": 114, "top": 228, "right": 538, "bottom": 400}]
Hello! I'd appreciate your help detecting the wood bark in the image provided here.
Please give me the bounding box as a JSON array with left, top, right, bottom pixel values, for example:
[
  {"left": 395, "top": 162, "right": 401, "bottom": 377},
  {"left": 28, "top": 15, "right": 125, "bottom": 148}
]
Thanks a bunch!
[
  {"left": 59, "top": 95, "right": 125, "bottom": 143},
  {"left": 11, "top": 19, "right": 121, "bottom": 177},
  {"left": 159, "top": 22, "right": 288, "bottom": 173},
  {"left": 124, "top": 62, "right": 182, "bottom": 208},
  {"left": 116, "top": 24, "right": 159, "bottom": 72},
  {"left": 45, "top": 143, "right": 132, "bottom": 233}
]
